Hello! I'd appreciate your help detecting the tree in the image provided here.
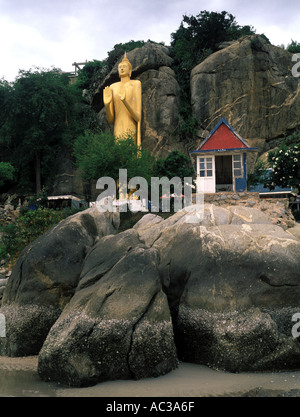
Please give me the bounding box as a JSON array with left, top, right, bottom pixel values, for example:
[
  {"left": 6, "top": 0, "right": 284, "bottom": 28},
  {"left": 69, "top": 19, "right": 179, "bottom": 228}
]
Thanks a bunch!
[
  {"left": 75, "top": 60, "right": 105, "bottom": 90},
  {"left": 74, "top": 130, "right": 155, "bottom": 187},
  {"left": 0, "top": 68, "right": 92, "bottom": 193},
  {"left": 287, "top": 40, "right": 300, "bottom": 53},
  {"left": 0, "top": 162, "right": 15, "bottom": 188},
  {"left": 153, "top": 150, "right": 195, "bottom": 179},
  {"left": 171, "top": 10, "right": 256, "bottom": 70},
  {"left": 74, "top": 40, "right": 146, "bottom": 92},
  {"left": 106, "top": 40, "right": 145, "bottom": 73}
]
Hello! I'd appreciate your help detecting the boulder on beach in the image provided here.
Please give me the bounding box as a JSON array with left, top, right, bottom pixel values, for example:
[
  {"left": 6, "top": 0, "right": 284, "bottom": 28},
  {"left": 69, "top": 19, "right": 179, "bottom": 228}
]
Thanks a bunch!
[
  {"left": 1, "top": 204, "right": 300, "bottom": 386},
  {"left": 0, "top": 207, "right": 119, "bottom": 356},
  {"left": 38, "top": 242, "right": 178, "bottom": 387}
]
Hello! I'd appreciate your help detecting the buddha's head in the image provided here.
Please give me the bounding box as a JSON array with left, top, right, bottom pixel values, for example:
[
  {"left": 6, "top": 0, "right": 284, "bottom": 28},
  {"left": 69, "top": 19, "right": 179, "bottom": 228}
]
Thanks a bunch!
[{"left": 118, "top": 52, "right": 132, "bottom": 78}]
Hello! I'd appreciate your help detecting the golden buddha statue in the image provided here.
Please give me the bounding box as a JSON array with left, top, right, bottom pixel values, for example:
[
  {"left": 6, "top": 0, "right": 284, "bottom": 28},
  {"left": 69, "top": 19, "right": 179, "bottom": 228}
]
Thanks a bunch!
[{"left": 103, "top": 53, "right": 142, "bottom": 147}]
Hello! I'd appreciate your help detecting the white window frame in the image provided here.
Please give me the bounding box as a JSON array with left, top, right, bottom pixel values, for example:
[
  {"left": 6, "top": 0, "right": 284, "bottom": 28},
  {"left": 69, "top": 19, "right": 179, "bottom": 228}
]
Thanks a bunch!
[
  {"left": 198, "top": 156, "right": 213, "bottom": 178},
  {"left": 233, "top": 154, "right": 243, "bottom": 178}
]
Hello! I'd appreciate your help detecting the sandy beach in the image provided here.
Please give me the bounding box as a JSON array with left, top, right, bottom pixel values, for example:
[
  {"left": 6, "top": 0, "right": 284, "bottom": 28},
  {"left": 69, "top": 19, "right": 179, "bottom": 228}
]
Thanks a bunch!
[{"left": 0, "top": 355, "right": 299, "bottom": 397}]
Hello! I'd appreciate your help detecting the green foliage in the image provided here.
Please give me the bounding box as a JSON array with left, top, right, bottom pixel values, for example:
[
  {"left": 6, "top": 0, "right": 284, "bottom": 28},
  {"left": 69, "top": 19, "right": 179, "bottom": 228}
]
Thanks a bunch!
[
  {"left": 176, "top": 115, "right": 199, "bottom": 144},
  {"left": 266, "top": 142, "right": 300, "bottom": 190},
  {"left": 247, "top": 158, "right": 269, "bottom": 189},
  {"left": 16, "top": 208, "right": 64, "bottom": 246},
  {"left": 0, "top": 223, "right": 18, "bottom": 259},
  {"left": 153, "top": 150, "right": 194, "bottom": 179},
  {"left": 0, "top": 243, "right": 8, "bottom": 260},
  {"left": 0, "top": 162, "right": 15, "bottom": 188},
  {"left": 281, "top": 129, "right": 300, "bottom": 147},
  {"left": 171, "top": 10, "right": 255, "bottom": 67},
  {"left": 106, "top": 40, "right": 145, "bottom": 72},
  {"left": 0, "top": 207, "right": 81, "bottom": 262},
  {"left": 75, "top": 60, "right": 105, "bottom": 89},
  {"left": 0, "top": 79, "right": 13, "bottom": 142},
  {"left": 74, "top": 130, "right": 155, "bottom": 183},
  {"left": 0, "top": 67, "right": 88, "bottom": 193},
  {"left": 287, "top": 40, "right": 300, "bottom": 53},
  {"left": 74, "top": 40, "right": 146, "bottom": 92}
]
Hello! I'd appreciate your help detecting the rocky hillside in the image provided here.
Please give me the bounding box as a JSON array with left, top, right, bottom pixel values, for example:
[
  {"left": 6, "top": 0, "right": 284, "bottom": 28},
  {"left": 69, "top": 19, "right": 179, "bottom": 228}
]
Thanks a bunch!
[
  {"left": 90, "top": 42, "right": 184, "bottom": 158},
  {"left": 191, "top": 35, "right": 300, "bottom": 151},
  {"left": 51, "top": 35, "right": 299, "bottom": 197},
  {"left": 89, "top": 35, "right": 299, "bottom": 157}
]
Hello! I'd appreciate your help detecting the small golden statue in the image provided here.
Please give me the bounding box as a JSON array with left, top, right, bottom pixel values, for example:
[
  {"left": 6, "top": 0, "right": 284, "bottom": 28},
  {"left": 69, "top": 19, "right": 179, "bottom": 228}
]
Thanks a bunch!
[{"left": 103, "top": 53, "right": 142, "bottom": 147}]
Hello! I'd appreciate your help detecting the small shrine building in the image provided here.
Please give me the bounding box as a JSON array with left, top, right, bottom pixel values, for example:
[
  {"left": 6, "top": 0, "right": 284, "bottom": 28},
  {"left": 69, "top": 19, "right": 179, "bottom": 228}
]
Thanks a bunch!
[{"left": 190, "top": 118, "right": 258, "bottom": 193}]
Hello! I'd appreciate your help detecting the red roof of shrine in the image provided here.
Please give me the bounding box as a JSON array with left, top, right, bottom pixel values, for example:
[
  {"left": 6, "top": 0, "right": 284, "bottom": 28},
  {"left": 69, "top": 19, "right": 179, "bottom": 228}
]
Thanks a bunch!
[{"left": 190, "top": 118, "right": 257, "bottom": 154}]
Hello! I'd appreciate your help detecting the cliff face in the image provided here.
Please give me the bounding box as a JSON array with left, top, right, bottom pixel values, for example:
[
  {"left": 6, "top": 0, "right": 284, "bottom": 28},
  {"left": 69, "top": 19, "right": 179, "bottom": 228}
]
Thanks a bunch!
[
  {"left": 52, "top": 37, "right": 300, "bottom": 196},
  {"left": 90, "top": 36, "right": 299, "bottom": 157},
  {"left": 190, "top": 35, "right": 300, "bottom": 151},
  {"left": 91, "top": 42, "right": 185, "bottom": 158}
]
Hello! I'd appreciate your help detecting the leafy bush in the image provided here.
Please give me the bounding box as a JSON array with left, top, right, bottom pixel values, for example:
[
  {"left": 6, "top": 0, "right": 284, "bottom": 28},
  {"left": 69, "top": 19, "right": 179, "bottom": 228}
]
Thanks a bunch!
[
  {"left": 75, "top": 60, "right": 105, "bottom": 89},
  {"left": 0, "top": 223, "right": 18, "bottom": 258},
  {"left": 16, "top": 208, "right": 64, "bottom": 247},
  {"left": 0, "top": 244, "right": 7, "bottom": 260},
  {"left": 106, "top": 40, "right": 145, "bottom": 72},
  {"left": 0, "top": 207, "right": 82, "bottom": 263},
  {"left": 266, "top": 143, "right": 300, "bottom": 191},
  {"left": 0, "top": 162, "right": 15, "bottom": 188},
  {"left": 287, "top": 40, "right": 300, "bottom": 53},
  {"left": 74, "top": 130, "right": 155, "bottom": 184},
  {"left": 153, "top": 150, "right": 194, "bottom": 179},
  {"left": 247, "top": 158, "right": 269, "bottom": 189}
]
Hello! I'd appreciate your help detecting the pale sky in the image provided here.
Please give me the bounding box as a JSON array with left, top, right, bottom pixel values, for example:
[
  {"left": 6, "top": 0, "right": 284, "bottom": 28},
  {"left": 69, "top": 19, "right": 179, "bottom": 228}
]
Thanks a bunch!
[{"left": 0, "top": 0, "right": 299, "bottom": 81}]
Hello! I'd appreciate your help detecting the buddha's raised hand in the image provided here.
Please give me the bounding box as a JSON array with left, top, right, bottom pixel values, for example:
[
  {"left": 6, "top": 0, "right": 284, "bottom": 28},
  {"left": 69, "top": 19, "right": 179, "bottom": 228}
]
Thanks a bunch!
[
  {"left": 103, "top": 86, "right": 112, "bottom": 105},
  {"left": 118, "top": 84, "right": 126, "bottom": 102}
]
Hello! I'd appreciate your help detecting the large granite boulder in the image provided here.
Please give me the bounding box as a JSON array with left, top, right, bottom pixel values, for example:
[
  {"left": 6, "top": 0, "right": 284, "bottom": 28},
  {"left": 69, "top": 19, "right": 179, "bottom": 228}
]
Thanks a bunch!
[
  {"left": 91, "top": 42, "right": 173, "bottom": 112},
  {"left": 0, "top": 207, "right": 119, "bottom": 356},
  {"left": 137, "top": 66, "right": 182, "bottom": 155},
  {"left": 38, "top": 232, "right": 177, "bottom": 386},
  {"left": 1, "top": 204, "right": 300, "bottom": 386},
  {"left": 191, "top": 35, "right": 300, "bottom": 152},
  {"left": 134, "top": 209, "right": 300, "bottom": 372}
]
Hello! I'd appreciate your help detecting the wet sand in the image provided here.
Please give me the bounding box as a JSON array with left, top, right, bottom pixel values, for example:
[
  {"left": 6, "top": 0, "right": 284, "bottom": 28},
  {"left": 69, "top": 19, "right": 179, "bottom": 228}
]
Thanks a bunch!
[{"left": 0, "top": 356, "right": 300, "bottom": 397}]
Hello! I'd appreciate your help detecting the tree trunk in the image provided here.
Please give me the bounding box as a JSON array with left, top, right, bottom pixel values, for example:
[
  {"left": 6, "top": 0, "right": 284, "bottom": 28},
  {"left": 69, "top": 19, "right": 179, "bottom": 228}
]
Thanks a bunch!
[{"left": 35, "top": 152, "right": 42, "bottom": 194}]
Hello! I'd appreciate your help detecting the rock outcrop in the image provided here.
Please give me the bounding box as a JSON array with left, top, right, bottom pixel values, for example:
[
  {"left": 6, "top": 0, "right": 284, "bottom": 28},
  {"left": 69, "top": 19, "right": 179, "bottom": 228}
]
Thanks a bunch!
[
  {"left": 1, "top": 204, "right": 300, "bottom": 386},
  {"left": 90, "top": 35, "right": 300, "bottom": 158},
  {"left": 0, "top": 207, "right": 119, "bottom": 356},
  {"left": 191, "top": 35, "right": 300, "bottom": 151},
  {"left": 52, "top": 37, "right": 300, "bottom": 198},
  {"left": 38, "top": 236, "right": 178, "bottom": 386},
  {"left": 91, "top": 42, "right": 185, "bottom": 158}
]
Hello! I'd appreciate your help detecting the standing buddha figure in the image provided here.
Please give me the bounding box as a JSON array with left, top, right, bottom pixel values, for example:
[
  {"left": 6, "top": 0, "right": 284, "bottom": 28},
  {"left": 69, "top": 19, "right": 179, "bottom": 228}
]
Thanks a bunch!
[{"left": 103, "top": 52, "right": 142, "bottom": 147}]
